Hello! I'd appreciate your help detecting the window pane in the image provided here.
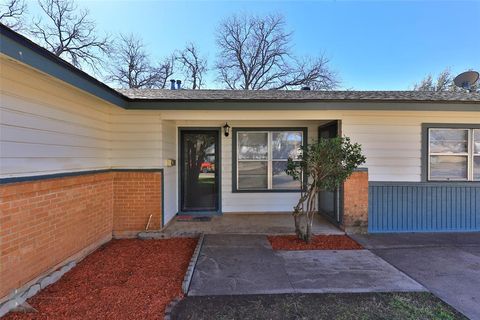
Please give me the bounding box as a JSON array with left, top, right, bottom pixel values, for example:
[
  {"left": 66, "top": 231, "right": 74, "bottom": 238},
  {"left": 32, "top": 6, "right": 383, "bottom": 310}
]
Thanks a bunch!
[
  {"left": 272, "top": 131, "right": 303, "bottom": 160},
  {"left": 430, "top": 155, "right": 468, "bottom": 180},
  {"left": 238, "top": 132, "right": 268, "bottom": 160},
  {"left": 429, "top": 129, "right": 468, "bottom": 154},
  {"left": 238, "top": 161, "right": 267, "bottom": 189},
  {"left": 474, "top": 129, "right": 480, "bottom": 155},
  {"left": 272, "top": 161, "right": 301, "bottom": 189},
  {"left": 474, "top": 156, "right": 480, "bottom": 181}
]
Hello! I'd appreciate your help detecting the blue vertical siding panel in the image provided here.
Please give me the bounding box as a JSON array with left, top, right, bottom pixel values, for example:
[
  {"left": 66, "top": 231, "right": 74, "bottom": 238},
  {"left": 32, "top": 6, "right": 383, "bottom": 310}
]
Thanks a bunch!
[
  {"left": 425, "top": 187, "right": 431, "bottom": 231},
  {"left": 368, "top": 182, "right": 480, "bottom": 233},
  {"left": 400, "top": 186, "right": 405, "bottom": 231},
  {"left": 442, "top": 187, "right": 447, "bottom": 230},
  {"left": 461, "top": 187, "right": 465, "bottom": 229}
]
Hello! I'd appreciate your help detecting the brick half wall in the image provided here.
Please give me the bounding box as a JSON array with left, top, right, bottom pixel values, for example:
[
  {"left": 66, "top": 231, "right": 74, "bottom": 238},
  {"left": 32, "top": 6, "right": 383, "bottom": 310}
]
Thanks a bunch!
[
  {"left": 0, "top": 169, "right": 163, "bottom": 300},
  {"left": 113, "top": 171, "right": 162, "bottom": 238},
  {"left": 342, "top": 169, "right": 369, "bottom": 233},
  {"left": 0, "top": 173, "right": 114, "bottom": 299}
]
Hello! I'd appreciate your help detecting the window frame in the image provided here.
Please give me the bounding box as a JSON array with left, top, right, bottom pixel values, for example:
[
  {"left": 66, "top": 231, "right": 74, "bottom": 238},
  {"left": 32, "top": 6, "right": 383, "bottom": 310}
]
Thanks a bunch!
[
  {"left": 232, "top": 127, "right": 308, "bottom": 193},
  {"left": 422, "top": 123, "right": 480, "bottom": 182}
]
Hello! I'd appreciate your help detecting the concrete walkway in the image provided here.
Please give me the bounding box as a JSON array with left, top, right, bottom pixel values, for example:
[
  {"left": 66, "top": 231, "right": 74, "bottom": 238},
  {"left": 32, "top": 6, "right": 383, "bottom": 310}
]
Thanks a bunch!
[
  {"left": 352, "top": 233, "right": 480, "bottom": 320},
  {"left": 188, "top": 234, "right": 424, "bottom": 296}
]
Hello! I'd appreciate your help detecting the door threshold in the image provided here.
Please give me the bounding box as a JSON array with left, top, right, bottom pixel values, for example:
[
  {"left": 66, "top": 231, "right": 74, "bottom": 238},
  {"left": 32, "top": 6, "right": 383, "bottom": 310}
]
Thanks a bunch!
[{"left": 177, "top": 211, "right": 222, "bottom": 216}]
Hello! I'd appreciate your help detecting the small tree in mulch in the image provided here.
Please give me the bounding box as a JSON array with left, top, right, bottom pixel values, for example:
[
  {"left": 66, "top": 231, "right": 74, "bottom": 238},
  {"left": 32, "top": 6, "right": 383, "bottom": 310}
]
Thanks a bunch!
[{"left": 286, "top": 136, "right": 366, "bottom": 243}]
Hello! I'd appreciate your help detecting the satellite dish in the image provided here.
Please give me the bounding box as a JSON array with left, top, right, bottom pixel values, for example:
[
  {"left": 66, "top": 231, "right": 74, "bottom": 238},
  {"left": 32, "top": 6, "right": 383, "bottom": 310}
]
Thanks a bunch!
[{"left": 454, "top": 71, "right": 479, "bottom": 91}]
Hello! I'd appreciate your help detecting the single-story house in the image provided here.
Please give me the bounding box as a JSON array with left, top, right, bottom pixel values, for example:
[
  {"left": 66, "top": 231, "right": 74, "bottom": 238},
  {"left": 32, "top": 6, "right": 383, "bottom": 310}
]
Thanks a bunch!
[{"left": 1, "top": 24, "right": 479, "bottom": 302}]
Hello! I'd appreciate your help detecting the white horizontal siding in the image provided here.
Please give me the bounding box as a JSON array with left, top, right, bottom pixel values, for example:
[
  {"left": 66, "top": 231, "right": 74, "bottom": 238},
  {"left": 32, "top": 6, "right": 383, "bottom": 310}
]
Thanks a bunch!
[
  {"left": 162, "top": 120, "right": 177, "bottom": 224},
  {"left": 341, "top": 112, "right": 480, "bottom": 181},
  {"left": 1, "top": 63, "right": 111, "bottom": 121},
  {"left": 0, "top": 158, "right": 108, "bottom": 176},
  {"left": 109, "top": 110, "right": 162, "bottom": 168},
  {"left": 1, "top": 108, "right": 109, "bottom": 139},
  {"left": 0, "top": 58, "right": 114, "bottom": 177},
  {"left": 0, "top": 124, "right": 109, "bottom": 149}
]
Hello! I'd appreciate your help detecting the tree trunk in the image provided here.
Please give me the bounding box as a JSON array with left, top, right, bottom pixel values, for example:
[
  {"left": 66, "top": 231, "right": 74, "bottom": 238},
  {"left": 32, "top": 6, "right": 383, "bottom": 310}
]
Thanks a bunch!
[
  {"left": 292, "top": 181, "right": 318, "bottom": 243},
  {"left": 293, "top": 214, "right": 299, "bottom": 236},
  {"left": 304, "top": 184, "right": 317, "bottom": 243},
  {"left": 305, "top": 219, "right": 312, "bottom": 243}
]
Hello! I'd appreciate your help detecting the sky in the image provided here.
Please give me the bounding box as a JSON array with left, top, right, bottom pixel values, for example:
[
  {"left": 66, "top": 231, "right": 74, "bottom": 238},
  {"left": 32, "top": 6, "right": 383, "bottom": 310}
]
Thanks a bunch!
[{"left": 24, "top": 0, "right": 480, "bottom": 90}]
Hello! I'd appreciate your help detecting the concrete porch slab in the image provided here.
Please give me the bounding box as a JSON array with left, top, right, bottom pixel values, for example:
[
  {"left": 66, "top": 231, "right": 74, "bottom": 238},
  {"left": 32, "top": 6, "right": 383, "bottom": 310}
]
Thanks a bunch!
[{"left": 159, "top": 213, "right": 343, "bottom": 237}]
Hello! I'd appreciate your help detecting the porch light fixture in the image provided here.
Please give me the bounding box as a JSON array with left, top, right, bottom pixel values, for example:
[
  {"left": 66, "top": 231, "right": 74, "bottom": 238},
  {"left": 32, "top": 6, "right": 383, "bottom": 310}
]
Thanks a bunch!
[{"left": 223, "top": 122, "right": 231, "bottom": 137}]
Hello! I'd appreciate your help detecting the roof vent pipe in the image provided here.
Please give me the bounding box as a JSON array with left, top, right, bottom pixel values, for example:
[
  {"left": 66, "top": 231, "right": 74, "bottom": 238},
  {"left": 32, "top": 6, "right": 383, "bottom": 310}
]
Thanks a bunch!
[
  {"left": 176, "top": 79, "right": 182, "bottom": 90},
  {"left": 170, "top": 79, "right": 176, "bottom": 90}
]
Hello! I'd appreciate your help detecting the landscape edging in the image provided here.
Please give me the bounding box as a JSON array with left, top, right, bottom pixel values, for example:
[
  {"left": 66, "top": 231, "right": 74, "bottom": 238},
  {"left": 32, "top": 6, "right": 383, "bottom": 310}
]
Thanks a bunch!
[
  {"left": 181, "top": 233, "right": 205, "bottom": 294},
  {"left": 0, "top": 261, "right": 76, "bottom": 317},
  {"left": 163, "top": 297, "right": 182, "bottom": 320}
]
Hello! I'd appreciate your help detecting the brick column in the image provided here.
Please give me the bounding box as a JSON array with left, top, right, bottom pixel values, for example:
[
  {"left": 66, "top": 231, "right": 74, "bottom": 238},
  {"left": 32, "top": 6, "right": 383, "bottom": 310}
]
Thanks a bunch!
[{"left": 342, "top": 169, "right": 369, "bottom": 233}]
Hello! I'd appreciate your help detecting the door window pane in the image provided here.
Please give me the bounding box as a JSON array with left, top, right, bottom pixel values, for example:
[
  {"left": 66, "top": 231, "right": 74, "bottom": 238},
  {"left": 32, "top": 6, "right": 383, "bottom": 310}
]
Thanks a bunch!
[
  {"left": 238, "top": 132, "right": 268, "bottom": 160},
  {"left": 238, "top": 161, "right": 268, "bottom": 189},
  {"left": 272, "top": 131, "right": 303, "bottom": 160},
  {"left": 430, "top": 155, "right": 468, "bottom": 180},
  {"left": 429, "top": 129, "right": 468, "bottom": 153},
  {"left": 272, "top": 161, "right": 301, "bottom": 189}
]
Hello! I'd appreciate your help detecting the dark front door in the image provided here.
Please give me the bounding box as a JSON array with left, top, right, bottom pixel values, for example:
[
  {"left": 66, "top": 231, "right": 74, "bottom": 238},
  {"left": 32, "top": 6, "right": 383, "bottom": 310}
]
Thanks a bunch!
[
  {"left": 180, "top": 129, "right": 220, "bottom": 213},
  {"left": 318, "top": 121, "right": 343, "bottom": 225}
]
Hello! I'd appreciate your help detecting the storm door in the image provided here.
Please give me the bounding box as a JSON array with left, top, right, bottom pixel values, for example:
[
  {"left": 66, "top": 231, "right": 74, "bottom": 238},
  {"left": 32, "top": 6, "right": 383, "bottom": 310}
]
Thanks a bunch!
[{"left": 180, "top": 130, "right": 220, "bottom": 212}]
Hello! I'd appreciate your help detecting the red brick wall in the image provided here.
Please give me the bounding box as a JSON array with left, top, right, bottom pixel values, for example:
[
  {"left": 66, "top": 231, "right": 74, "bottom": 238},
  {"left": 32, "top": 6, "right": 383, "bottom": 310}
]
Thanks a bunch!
[
  {"left": 113, "top": 171, "right": 162, "bottom": 238},
  {"left": 0, "top": 173, "right": 114, "bottom": 299},
  {"left": 0, "top": 170, "right": 163, "bottom": 299},
  {"left": 342, "top": 170, "right": 369, "bottom": 232}
]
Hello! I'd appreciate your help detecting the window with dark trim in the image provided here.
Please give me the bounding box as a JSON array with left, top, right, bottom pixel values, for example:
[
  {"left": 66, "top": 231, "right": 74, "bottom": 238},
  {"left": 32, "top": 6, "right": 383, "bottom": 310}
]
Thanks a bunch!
[
  {"left": 427, "top": 127, "right": 480, "bottom": 181},
  {"left": 232, "top": 128, "right": 307, "bottom": 192}
]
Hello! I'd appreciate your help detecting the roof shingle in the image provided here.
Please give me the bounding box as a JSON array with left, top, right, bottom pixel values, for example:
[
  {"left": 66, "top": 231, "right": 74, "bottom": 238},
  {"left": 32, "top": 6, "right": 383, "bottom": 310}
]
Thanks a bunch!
[{"left": 117, "top": 89, "right": 480, "bottom": 103}]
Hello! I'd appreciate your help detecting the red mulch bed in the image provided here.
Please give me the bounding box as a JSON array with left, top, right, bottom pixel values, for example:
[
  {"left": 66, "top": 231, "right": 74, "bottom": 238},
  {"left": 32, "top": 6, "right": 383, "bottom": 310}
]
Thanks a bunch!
[
  {"left": 4, "top": 238, "right": 197, "bottom": 320},
  {"left": 268, "top": 235, "right": 363, "bottom": 251}
]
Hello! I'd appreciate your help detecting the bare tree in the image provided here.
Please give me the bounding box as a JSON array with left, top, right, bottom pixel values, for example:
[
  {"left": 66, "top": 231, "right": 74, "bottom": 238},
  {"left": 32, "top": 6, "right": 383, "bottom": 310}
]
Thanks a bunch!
[
  {"left": 175, "top": 43, "right": 207, "bottom": 89},
  {"left": 413, "top": 74, "right": 435, "bottom": 91},
  {"left": 108, "top": 33, "right": 174, "bottom": 89},
  {"left": 414, "top": 69, "right": 453, "bottom": 91},
  {"left": 30, "top": 0, "right": 110, "bottom": 72},
  {"left": 435, "top": 69, "right": 453, "bottom": 91},
  {"left": 413, "top": 68, "right": 479, "bottom": 92},
  {"left": 215, "top": 14, "right": 338, "bottom": 90},
  {"left": 0, "top": 0, "right": 26, "bottom": 31},
  {"left": 156, "top": 54, "right": 175, "bottom": 89}
]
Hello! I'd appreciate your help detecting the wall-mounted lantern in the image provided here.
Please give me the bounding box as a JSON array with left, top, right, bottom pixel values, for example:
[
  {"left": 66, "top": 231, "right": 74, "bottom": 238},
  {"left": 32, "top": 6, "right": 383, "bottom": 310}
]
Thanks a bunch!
[{"left": 223, "top": 122, "right": 231, "bottom": 137}]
